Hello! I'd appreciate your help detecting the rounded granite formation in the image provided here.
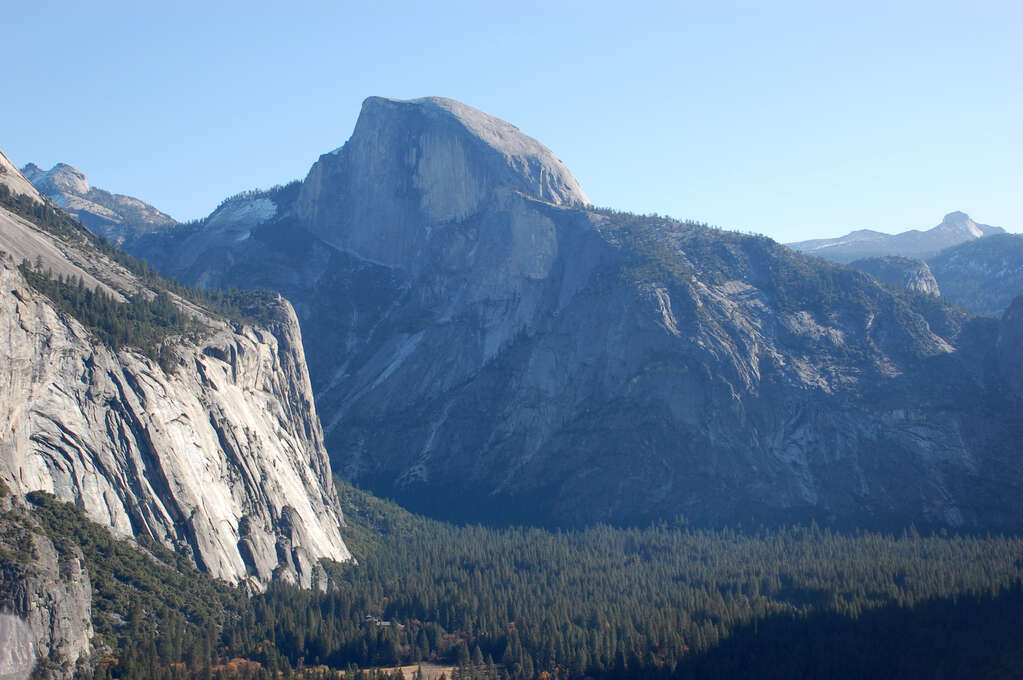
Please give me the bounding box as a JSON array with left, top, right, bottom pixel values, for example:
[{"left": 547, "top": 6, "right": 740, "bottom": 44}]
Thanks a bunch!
[
  {"left": 297, "top": 96, "right": 589, "bottom": 273},
  {"left": 849, "top": 255, "right": 941, "bottom": 296}
]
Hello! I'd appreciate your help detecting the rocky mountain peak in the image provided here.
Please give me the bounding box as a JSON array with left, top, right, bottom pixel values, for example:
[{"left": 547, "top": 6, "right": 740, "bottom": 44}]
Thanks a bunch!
[
  {"left": 936, "top": 211, "right": 983, "bottom": 238},
  {"left": 28, "top": 162, "right": 92, "bottom": 197},
  {"left": 357, "top": 96, "right": 589, "bottom": 207},
  {"left": 19, "top": 159, "right": 176, "bottom": 243},
  {"left": 297, "top": 95, "right": 588, "bottom": 271}
]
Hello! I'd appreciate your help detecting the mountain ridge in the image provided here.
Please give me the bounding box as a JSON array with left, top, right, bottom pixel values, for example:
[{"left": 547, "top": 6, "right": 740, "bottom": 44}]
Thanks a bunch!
[
  {"left": 20, "top": 160, "right": 177, "bottom": 244},
  {"left": 117, "top": 96, "right": 1023, "bottom": 530},
  {"left": 788, "top": 211, "right": 1006, "bottom": 263}
]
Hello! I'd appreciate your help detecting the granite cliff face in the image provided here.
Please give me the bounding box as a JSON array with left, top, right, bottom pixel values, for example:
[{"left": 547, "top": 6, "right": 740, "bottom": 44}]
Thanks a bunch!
[
  {"left": 848, "top": 256, "right": 941, "bottom": 296},
  {"left": 21, "top": 161, "right": 177, "bottom": 244},
  {"left": 0, "top": 165, "right": 350, "bottom": 592},
  {"left": 124, "top": 97, "right": 1023, "bottom": 529}
]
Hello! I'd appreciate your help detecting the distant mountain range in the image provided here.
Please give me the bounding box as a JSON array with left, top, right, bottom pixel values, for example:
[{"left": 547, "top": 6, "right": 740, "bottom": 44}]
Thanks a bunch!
[
  {"left": 20, "top": 161, "right": 177, "bottom": 243},
  {"left": 788, "top": 212, "right": 1022, "bottom": 317},
  {"left": 788, "top": 212, "right": 1005, "bottom": 263}
]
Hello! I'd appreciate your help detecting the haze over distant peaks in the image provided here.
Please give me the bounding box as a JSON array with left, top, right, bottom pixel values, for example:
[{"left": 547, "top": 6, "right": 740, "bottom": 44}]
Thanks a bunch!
[
  {"left": 788, "top": 211, "right": 1006, "bottom": 263},
  {"left": 21, "top": 161, "right": 176, "bottom": 243}
]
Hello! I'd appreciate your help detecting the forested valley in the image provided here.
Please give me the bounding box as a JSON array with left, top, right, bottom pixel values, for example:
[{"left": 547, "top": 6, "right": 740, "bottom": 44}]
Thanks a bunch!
[{"left": 12, "top": 480, "right": 1022, "bottom": 680}]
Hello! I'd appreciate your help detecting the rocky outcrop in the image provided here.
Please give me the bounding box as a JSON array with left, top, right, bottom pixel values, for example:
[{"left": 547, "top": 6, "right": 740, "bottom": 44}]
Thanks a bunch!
[
  {"left": 849, "top": 256, "right": 941, "bottom": 296},
  {"left": 21, "top": 162, "right": 176, "bottom": 244},
  {"left": 0, "top": 190, "right": 350, "bottom": 591},
  {"left": 119, "top": 97, "right": 1023, "bottom": 530},
  {"left": 788, "top": 212, "right": 1005, "bottom": 263},
  {"left": 0, "top": 493, "right": 92, "bottom": 679}
]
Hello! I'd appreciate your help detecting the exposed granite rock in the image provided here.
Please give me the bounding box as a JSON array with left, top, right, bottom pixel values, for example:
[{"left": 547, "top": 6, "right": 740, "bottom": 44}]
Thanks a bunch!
[
  {"left": 0, "top": 200, "right": 350, "bottom": 591},
  {"left": 117, "top": 98, "right": 1023, "bottom": 529},
  {"left": 297, "top": 96, "right": 588, "bottom": 274},
  {"left": 0, "top": 494, "right": 92, "bottom": 679},
  {"left": 849, "top": 256, "right": 941, "bottom": 296},
  {"left": 21, "top": 162, "right": 176, "bottom": 244}
]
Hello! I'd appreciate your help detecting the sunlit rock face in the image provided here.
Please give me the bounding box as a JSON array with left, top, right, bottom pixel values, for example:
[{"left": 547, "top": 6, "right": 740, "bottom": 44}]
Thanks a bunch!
[
  {"left": 297, "top": 96, "right": 588, "bottom": 273},
  {"left": 122, "top": 98, "right": 1023, "bottom": 530},
  {"left": 0, "top": 184, "right": 351, "bottom": 591}
]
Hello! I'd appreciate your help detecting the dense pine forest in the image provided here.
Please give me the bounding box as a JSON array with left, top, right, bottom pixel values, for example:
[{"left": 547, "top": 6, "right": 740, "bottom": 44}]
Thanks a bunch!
[{"left": 18, "top": 482, "right": 1023, "bottom": 680}]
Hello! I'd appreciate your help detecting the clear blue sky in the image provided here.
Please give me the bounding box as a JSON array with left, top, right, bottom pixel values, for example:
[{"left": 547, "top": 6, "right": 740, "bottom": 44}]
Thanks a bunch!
[{"left": 3, "top": 1, "right": 1020, "bottom": 242}]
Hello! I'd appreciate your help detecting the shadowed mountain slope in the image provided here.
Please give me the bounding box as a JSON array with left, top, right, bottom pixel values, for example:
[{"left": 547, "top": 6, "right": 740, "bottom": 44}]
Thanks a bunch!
[{"left": 124, "top": 97, "right": 1023, "bottom": 529}]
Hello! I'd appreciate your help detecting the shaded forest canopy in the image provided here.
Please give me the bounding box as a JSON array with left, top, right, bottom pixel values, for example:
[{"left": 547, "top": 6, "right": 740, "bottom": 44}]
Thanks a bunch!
[{"left": 21, "top": 483, "right": 1023, "bottom": 680}]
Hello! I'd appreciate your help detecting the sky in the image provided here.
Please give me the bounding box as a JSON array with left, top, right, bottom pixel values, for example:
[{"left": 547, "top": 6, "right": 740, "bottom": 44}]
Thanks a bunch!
[{"left": 3, "top": 1, "right": 1020, "bottom": 242}]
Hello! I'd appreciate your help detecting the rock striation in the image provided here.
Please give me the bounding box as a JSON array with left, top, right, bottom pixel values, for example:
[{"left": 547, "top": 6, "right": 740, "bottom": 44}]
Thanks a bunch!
[
  {"left": 0, "top": 160, "right": 351, "bottom": 591},
  {"left": 297, "top": 96, "right": 588, "bottom": 273}
]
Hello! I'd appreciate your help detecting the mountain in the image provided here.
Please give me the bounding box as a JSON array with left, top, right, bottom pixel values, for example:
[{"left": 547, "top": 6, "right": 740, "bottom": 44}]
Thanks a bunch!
[
  {"left": 928, "top": 233, "right": 1023, "bottom": 317},
  {"left": 847, "top": 256, "right": 941, "bottom": 297},
  {"left": 788, "top": 211, "right": 1005, "bottom": 263},
  {"left": 0, "top": 158, "right": 351, "bottom": 600},
  {"left": 20, "top": 161, "right": 177, "bottom": 243},
  {"left": 125, "top": 96, "right": 1023, "bottom": 530}
]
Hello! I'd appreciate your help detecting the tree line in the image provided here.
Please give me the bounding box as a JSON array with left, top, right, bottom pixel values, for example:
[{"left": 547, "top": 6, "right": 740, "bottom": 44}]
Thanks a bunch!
[{"left": 22, "top": 482, "right": 1023, "bottom": 680}]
